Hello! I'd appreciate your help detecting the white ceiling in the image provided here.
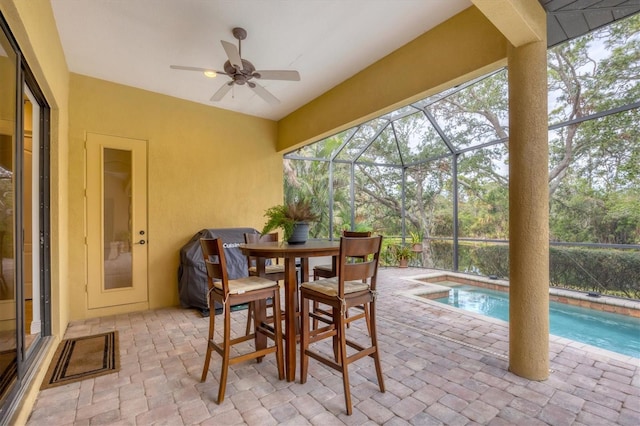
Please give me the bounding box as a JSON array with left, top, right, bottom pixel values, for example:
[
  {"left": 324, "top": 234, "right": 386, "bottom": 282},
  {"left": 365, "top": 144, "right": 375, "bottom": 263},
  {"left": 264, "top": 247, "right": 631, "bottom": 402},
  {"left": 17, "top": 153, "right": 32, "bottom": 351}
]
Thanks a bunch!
[{"left": 50, "top": 0, "right": 471, "bottom": 121}]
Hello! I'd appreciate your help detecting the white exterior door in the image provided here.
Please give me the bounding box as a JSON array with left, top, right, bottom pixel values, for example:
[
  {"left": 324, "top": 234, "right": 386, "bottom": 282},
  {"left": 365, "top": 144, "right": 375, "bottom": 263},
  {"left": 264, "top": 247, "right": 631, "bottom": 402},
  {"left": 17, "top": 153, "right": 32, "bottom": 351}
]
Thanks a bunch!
[{"left": 86, "top": 133, "right": 148, "bottom": 309}]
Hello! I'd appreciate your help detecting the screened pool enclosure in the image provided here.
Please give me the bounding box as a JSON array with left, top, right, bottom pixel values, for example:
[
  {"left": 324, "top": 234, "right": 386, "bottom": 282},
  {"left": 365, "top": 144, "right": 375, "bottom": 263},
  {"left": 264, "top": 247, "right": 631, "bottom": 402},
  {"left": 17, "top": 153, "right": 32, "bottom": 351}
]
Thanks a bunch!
[{"left": 283, "top": 15, "right": 640, "bottom": 298}]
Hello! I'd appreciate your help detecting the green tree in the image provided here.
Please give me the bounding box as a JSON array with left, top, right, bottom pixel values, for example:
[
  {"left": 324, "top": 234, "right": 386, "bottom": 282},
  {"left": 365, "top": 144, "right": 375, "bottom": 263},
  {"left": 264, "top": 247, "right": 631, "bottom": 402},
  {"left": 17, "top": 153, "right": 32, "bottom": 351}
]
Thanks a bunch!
[
  {"left": 284, "top": 14, "right": 639, "bottom": 249},
  {"left": 548, "top": 15, "right": 640, "bottom": 243}
]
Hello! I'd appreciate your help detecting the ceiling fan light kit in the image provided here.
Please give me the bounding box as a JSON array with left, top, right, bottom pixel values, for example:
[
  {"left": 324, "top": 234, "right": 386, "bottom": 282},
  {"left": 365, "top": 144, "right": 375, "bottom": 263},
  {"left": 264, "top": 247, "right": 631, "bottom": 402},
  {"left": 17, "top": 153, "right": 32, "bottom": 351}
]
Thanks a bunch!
[{"left": 170, "top": 27, "right": 300, "bottom": 105}]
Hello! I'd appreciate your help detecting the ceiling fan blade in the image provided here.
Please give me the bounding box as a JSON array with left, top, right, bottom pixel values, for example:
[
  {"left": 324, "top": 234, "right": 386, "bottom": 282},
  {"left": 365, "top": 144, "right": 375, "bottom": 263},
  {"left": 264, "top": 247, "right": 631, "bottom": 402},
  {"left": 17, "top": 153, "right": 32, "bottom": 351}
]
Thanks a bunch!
[
  {"left": 210, "top": 82, "right": 233, "bottom": 102},
  {"left": 221, "top": 40, "right": 243, "bottom": 70},
  {"left": 254, "top": 70, "right": 300, "bottom": 81},
  {"left": 170, "top": 65, "right": 227, "bottom": 75},
  {"left": 250, "top": 82, "right": 280, "bottom": 105}
]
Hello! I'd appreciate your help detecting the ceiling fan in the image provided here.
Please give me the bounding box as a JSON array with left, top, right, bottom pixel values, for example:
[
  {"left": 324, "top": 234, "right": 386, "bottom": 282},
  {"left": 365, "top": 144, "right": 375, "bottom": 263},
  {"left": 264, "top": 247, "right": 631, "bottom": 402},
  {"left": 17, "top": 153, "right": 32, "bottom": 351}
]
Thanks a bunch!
[{"left": 170, "top": 27, "right": 300, "bottom": 105}]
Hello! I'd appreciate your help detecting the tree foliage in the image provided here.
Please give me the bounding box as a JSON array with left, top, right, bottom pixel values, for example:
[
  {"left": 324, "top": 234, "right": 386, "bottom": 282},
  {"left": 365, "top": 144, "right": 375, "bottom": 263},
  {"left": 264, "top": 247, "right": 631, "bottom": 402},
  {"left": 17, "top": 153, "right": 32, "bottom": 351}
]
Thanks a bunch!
[
  {"left": 284, "top": 15, "right": 640, "bottom": 257},
  {"left": 547, "top": 15, "right": 640, "bottom": 243}
]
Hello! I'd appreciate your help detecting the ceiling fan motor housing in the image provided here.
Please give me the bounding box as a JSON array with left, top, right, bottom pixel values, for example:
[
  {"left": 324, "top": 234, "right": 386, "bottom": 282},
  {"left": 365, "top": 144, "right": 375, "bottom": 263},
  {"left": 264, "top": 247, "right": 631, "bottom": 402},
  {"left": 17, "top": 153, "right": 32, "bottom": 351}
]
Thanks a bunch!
[{"left": 223, "top": 58, "right": 258, "bottom": 85}]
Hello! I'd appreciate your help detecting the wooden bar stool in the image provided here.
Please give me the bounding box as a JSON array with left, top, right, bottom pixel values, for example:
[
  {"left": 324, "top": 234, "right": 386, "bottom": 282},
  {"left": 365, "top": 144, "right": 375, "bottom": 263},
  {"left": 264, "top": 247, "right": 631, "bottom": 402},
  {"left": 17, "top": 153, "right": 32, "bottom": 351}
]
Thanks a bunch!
[
  {"left": 300, "top": 235, "right": 385, "bottom": 415},
  {"left": 312, "top": 230, "right": 371, "bottom": 331},
  {"left": 200, "top": 238, "right": 284, "bottom": 404}
]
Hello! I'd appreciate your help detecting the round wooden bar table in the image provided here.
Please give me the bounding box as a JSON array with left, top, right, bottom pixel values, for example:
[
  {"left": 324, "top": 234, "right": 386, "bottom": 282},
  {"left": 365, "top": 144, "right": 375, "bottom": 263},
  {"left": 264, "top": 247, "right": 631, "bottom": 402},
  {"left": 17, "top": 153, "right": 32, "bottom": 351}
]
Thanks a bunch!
[{"left": 240, "top": 240, "right": 340, "bottom": 382}]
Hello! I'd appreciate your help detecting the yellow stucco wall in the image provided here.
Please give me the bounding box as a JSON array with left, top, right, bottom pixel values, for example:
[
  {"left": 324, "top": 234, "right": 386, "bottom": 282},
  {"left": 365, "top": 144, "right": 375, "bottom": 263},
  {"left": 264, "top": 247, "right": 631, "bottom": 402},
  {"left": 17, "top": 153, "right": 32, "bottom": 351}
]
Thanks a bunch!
[
  {"left": 277, "top": 6, "right": 508, "bottom": 151},
  {"left": 0, "top": 0, "right": 69, "bottom": 337},
  {"left": 68, "top": 74, "right": 282, "bottom": 319}
]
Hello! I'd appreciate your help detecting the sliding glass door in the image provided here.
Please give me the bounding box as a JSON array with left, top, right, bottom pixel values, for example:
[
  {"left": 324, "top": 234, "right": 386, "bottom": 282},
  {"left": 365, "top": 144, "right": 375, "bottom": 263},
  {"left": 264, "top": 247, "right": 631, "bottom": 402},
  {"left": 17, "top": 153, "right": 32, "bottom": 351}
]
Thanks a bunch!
[
  {"left": 0, "top": 13, "right": 50, "bottom": 420},
  {"left": 0, "top": 19, "right": 18, "bottom": 408}
]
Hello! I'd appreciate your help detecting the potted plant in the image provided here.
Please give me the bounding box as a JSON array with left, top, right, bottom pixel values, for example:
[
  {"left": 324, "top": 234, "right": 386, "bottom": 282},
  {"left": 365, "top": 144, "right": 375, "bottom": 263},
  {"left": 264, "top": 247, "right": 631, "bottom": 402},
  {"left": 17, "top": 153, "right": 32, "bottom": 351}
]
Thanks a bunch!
[
  {"left": 410, "top": 231, "right": 423, "bottom": 252},
  {"left": 261, "top": 200, "right": 319, "bottom": 244},
  {"left": 391, "top": 244, "right": 413, "bottom": 268}
]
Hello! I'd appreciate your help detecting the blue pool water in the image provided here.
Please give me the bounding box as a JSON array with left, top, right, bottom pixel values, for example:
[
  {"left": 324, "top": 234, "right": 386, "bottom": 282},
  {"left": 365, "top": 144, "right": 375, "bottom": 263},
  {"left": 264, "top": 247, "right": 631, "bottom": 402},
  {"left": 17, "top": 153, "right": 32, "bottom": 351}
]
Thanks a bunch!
[{"left": 434, "top": 284, "right": 640, "bottom": 358}]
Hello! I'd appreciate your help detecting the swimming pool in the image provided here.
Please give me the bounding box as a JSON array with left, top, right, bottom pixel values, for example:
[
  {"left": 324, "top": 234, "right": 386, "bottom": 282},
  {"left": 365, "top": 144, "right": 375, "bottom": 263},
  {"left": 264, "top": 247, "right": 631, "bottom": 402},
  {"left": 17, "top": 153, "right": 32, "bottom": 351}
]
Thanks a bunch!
[{"left": 434, "top": 284, "right": 640, "bottom": 358}]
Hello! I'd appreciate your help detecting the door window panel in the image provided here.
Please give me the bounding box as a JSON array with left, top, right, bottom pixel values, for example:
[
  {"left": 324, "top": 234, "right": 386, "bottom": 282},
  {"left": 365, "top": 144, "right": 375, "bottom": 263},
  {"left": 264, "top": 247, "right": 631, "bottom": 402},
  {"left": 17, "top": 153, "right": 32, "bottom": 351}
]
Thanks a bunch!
[{"left": 103, "top": 148, "right": 133, "bottom": 290}]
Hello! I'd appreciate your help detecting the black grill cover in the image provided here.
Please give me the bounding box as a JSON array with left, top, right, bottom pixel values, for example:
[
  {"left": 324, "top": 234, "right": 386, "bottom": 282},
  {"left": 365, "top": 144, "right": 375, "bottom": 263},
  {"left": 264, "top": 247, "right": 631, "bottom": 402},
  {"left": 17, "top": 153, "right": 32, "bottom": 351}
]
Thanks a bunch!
[{"left": 177, "top": 227, "right": 259, "bottom": 315}]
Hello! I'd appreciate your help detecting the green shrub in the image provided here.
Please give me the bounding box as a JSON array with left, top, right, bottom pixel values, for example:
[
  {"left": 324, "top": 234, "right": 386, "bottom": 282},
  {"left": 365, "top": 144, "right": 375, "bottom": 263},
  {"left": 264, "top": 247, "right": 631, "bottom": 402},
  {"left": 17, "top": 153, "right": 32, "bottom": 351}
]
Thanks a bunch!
[
  {"left": 430, "top": 240, "right": 453, "bottom": 269},
  {"left": 549, "top": 246, "right": 640, "bottom": 298},
  {"left": 472, "top": 244, "right": 510, "bottom": 278},
  {"left": 389, "top": 238, "right": 639, "bottom": 299},
  {"left": 470, "top": 244, "right": 640, "bottom": 298}
]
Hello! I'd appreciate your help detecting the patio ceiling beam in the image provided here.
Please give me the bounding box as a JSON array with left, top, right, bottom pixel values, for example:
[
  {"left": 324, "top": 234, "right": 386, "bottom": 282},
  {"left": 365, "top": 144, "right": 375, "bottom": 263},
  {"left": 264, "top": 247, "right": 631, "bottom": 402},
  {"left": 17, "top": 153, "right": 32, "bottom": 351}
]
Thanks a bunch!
[{"left": 472, "top": 0, "right": 546, "bottom": 47}]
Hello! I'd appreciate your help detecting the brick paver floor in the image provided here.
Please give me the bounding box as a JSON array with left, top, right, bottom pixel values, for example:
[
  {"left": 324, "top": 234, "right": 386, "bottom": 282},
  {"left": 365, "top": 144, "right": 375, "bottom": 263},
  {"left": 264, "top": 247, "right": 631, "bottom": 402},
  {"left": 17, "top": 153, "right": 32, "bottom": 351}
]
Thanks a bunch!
[{"left": 27, "top": 268, "right": 640, "bottom": 425}]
